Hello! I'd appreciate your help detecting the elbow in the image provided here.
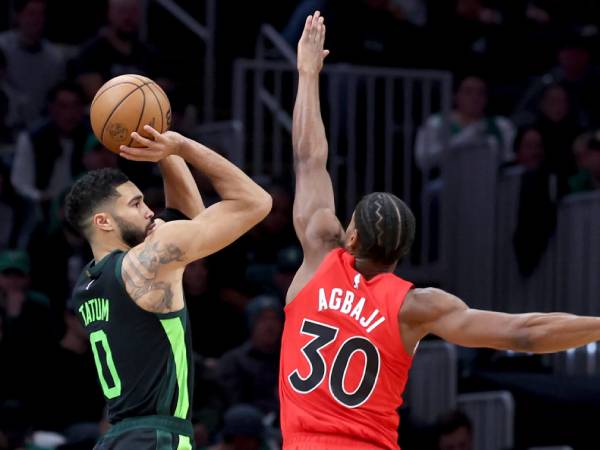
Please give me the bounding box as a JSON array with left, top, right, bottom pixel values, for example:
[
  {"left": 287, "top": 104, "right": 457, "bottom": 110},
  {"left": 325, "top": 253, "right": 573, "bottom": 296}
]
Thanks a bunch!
[
  {"left": 293, "top": 140, "right": 328, "bottom": 166},
  {"left": 512, "top": 326, "right": 548, "bottom": 354},
  {"left": 253, "top": 191, "right": 273, "bottom": 222}
]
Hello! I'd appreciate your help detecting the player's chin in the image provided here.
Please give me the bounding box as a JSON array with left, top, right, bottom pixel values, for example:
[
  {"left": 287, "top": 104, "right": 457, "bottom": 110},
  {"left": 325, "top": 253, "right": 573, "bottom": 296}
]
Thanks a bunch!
[{"left": 146, "top": 222, "right": 158, "bottom": 236}]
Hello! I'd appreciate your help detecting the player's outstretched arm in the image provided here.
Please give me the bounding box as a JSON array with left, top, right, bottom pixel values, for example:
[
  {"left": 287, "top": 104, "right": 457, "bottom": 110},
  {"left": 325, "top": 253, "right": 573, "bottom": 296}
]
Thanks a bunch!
[
  {"left": 120, "top": 129, "right": 272, "bottom": 267},
  {"left": 399, "top": 288, "right": 600, "bottom": 355},
  {"left": 292, "top": 12, "right": 343, "bottom": 261},
  {"left": 287, "top": 12, "right": 343, "bottom": 304}
]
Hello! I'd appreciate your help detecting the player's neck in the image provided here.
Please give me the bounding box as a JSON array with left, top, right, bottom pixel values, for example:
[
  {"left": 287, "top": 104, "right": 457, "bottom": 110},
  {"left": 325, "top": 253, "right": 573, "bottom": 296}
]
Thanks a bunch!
[
  {"left": 353, "top": 257, "right": 396, "bottom": 280},
  {"left": 90, "top": 237, "right": 130, "bottom": 263}
]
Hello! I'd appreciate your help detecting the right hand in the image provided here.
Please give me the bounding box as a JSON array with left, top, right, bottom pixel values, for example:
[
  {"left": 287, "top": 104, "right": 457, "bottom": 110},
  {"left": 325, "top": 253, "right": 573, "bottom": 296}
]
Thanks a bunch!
[
  {"left": 119, "top": 125, "right": 186, "bottom": 162},
  {"left": 297, "top": 11, "right": 329, "bottom": 75}
]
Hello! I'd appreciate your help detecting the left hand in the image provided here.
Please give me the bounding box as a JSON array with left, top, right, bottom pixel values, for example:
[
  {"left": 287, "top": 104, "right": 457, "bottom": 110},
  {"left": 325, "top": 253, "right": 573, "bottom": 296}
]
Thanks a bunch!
[
  {"left": 297, "top": 11, "right": 330, "bottom": 75},
  {"left": 119, "top": 125, "right": 186, "bottom": 162}
]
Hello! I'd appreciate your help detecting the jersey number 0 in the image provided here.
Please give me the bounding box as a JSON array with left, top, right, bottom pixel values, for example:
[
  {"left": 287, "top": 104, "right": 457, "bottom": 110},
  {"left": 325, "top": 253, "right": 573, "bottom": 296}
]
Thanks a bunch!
[{"left": 288, "top": 319, "right": 380, "bottom": 408}]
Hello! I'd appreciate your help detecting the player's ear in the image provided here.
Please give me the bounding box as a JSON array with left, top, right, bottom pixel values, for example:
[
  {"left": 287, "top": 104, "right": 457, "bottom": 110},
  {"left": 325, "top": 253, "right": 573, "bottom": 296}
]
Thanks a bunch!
[
  {"left": 93, "top": 212, "right": 115, "bottom": 232},
  {"left": 345, "top": 228, "right": 359, "bottom": 253}
]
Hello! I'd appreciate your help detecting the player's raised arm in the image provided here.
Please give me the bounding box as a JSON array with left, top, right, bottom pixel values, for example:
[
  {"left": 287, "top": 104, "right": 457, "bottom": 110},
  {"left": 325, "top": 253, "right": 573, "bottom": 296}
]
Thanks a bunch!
[
  {"left": 158, "top": 149, "right": 205, "bottom": 220},
  {"left": 400, "top": 288, "right": 600, "bottom": 355},
  {"left": 119, "top": 128, "right": 272, "bottom": 267},
  {"left": 292, "top": 12, "right": 343, "bottom": 264}
]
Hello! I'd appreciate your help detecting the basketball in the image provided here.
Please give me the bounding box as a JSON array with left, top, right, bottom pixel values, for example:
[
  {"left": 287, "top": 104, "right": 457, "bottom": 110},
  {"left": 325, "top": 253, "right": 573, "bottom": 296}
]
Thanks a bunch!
[{"left": 90, "top": 74, "right": 171, "bottom": 153}]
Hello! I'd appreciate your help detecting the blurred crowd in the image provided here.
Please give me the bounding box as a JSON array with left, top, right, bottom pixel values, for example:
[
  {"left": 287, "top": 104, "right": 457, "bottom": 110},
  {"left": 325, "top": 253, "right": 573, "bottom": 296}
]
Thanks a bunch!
[{"left": 1, "top": 0, "right": 600, "bottom": 449}]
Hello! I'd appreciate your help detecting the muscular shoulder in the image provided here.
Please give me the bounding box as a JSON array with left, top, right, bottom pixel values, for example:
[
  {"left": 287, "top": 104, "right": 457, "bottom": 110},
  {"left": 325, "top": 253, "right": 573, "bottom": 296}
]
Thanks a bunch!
[
  {"left": 304, "top": 208, "right": 344, "bottom": 250},
  {"left": 401, "top": 288, "right": 466, "bottom": 326},
  {"left": 121, "top": 236, "right": 185, "bottom": 313}
]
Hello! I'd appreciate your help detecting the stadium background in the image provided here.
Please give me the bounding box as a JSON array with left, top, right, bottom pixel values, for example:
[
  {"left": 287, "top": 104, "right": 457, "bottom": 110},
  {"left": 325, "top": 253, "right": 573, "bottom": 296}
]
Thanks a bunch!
[{"left": 1, "top": 1, "right": 600, "bottom": 449}]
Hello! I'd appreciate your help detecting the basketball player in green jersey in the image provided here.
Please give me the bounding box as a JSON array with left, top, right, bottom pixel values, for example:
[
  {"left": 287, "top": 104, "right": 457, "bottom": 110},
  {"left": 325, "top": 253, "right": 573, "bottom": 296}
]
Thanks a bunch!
[{"left": 65, "top": 125, "right": 272, "bottom": 450}]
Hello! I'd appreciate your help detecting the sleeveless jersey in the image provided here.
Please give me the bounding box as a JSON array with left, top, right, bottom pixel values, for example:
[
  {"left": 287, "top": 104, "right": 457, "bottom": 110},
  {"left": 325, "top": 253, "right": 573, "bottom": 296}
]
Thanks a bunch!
[
  {"left": 279, "top": 248, "right": 414, "bottom": 449},
  {"left": 71, "top": 250, "right": 194, "bottom": 425}
]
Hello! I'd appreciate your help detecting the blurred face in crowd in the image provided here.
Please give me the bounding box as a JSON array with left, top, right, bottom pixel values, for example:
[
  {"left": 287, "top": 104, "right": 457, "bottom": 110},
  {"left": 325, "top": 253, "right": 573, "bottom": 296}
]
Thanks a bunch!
[
  {"left": 260, "top": 187, "right": 292, "bottom": 235},
  {"left": 517, "top": 129, "right": 545, "bottom": 170},
  {"left": 559, "top": 47, "right": 591, "bottom": 80},
  {"left": 438, "top": 425, "right": 473, "bottom": 450},
  {"left": 572, "top": 132, "right": 592, "bottom": 170},
  {"left": 455, "top": 76, "right": 487, "bottom": 120},
  {"left": 108, "top": 0, "right": 141, "bottom": 39},
  {"left": 49, "top": 89, "right": 84, "bottom": 135},
  {"left": 0, "top": 269, "right": 29, "bottom": 294},
  {"left": 586, "top": 147, "right": 600, "bottom": 179},
  {"left": 183, "top": 259, "right": 209, "bottom": 297},
  {"left": 252, "top": 309, "right": 283, "bottom": 353},
  {"left": 16, "top": 0, "right": 46, "bottom": 45},
  {"left": 83, "top": 147, "right": 120, "bottom": 171},
  {"left": 540, "top": 85, "right": 569, "bottom": 123}
]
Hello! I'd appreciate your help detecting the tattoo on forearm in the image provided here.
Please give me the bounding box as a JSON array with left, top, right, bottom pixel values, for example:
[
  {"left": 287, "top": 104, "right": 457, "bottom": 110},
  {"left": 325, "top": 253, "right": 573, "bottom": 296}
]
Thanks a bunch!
[{"left": 122, "top": 241, "right": 183, "bottom": 311}]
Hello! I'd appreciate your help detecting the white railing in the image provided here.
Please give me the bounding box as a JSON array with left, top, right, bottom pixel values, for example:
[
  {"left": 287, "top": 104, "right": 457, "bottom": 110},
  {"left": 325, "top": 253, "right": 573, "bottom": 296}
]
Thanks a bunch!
[{"left": 141, "top": 0, "right": 216, "bottom": 122}]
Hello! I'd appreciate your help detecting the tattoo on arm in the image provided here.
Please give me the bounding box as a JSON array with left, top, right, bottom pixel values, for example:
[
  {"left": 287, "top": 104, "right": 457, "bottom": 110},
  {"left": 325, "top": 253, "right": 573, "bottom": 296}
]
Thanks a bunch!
[{"left": 122, "top": 241, "right": 184, "bottom": 311}]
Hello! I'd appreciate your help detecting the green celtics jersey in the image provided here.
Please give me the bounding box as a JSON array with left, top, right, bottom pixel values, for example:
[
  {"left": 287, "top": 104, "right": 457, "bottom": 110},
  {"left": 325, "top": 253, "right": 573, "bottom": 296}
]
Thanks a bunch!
[{"left": 71, "top": 250, "right": 194, "bottom": 425}]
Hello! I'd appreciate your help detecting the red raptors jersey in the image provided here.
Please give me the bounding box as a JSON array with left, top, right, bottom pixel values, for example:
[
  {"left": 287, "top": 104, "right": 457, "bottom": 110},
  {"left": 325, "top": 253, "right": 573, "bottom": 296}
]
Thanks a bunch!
[{"left": 280, "top": 248, "right": 414, "bottom": 450}]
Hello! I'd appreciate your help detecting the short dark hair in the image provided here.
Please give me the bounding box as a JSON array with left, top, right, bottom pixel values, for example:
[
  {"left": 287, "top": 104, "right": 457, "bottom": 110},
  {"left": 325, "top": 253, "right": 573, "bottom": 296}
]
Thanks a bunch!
[
  {"left": 64, "top": 168, "right": 129, "bottom": 237},
  {"left": 353, "top": 192, "right": 415, "bottom": 265},
  {"left": 13, "top": 0, "right": 45, "bottom": 14},
  {"left": 513, "top": 125, "right": 543, "bottom": 152},
  {"left": 437, "top": 409, "right": 472, "bottom": 438}
]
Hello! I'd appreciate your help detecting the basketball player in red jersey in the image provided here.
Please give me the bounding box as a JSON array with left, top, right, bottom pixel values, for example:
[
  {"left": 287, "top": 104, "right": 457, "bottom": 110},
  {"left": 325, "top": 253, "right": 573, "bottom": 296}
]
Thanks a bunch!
[{"left": 279, "top": 11, "right": 600, "bottom": 450}]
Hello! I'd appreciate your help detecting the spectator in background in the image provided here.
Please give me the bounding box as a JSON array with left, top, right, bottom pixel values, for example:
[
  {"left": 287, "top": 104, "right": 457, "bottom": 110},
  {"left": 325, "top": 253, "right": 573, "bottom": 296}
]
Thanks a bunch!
[
  {"left": 184, "top": 258, "right": 247, "bottom": 357},
  {"left": 513, "top": 125, "right": 558, "bottom": 276},
  {"left": 246, "top": 245, "right": 302, "bottom": 300},
  {"left": 72, "top": 0, "right": 160, "bottom": 102},
  {"left": 10, "top": 81, "right": 87, "bottom": 227},
  {"left": 0, "top": 48, "right": 28, "bottom": 132},
  {"left": 217, "top": 296, "right": 283, "bottom": 417},
  {"left": 415, "top": 74, "right": 515, "bottom": 174},
  {"left": 0, "top": 250, "right": 53, "bottom": 426},
  {"left": 571, "top": 130, "right": 593, "bottom": 170},
  {"left": 514, "top": 125, "right": 546, "bottom": 170},
  {"left": 81, "top": 134, "right": 119, "bottom": 171},
  {"left": 533, "top": 83, "right": 580, "bottom": 193},
  {"left": 436, "top": 409, "right": 473, "bottom": 450},
  {"left": 41, "top": 300, "right": 105, "bottom": 432},
  {"left": 428, "top": 0, "right": 505, "bottom": 71},
  {"left": 514, "top": 34, "right": 600, "bottom": 128},
  {"left": 569, "top": 131, "right": 600, "bottom": 193},
  {"left": 247, "top": 184, "right": 296, "bottom": 264},
  {"left": 27, "top": 189, "right": 91, "bottom": 314},
  {"left": 210, "top": 183, "right": 296, "bottom": 310},
  {"left": 0, "top": 164, "right": 20, "bottom": 250},
  {"left": 200, "top": 404, "right": 271, "bottom": 450},
  {"left": 0, "top": 250, "right": 51, "bottom": 346},
  {"left": 0, "top": 0, "right": 65, "bottom": 123}
]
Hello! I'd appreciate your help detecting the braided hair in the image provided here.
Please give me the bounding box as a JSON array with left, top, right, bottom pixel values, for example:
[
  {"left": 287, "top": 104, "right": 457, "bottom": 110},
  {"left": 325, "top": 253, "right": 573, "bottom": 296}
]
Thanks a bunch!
[{"left": 353, "top": 192, "right": 415, "bottom": 265}]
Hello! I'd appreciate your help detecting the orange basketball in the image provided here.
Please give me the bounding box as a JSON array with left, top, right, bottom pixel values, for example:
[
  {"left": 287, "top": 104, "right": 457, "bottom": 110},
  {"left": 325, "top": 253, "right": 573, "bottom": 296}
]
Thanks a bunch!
[{"left": 90, "top": 74, "right": 171, "bottom": 153}]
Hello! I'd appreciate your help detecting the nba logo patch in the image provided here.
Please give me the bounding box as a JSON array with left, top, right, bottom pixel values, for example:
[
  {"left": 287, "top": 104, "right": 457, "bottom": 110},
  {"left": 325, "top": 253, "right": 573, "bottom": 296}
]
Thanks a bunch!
[{"left": 353, "top": 273, "right": 361, "bottom": 289}]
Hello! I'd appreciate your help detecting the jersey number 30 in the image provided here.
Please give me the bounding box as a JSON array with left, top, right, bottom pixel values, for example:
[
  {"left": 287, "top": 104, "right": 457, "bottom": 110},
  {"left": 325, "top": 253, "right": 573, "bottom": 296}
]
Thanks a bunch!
[{"left": 288, "top": 319, "right": 380, "bottom": 408}]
